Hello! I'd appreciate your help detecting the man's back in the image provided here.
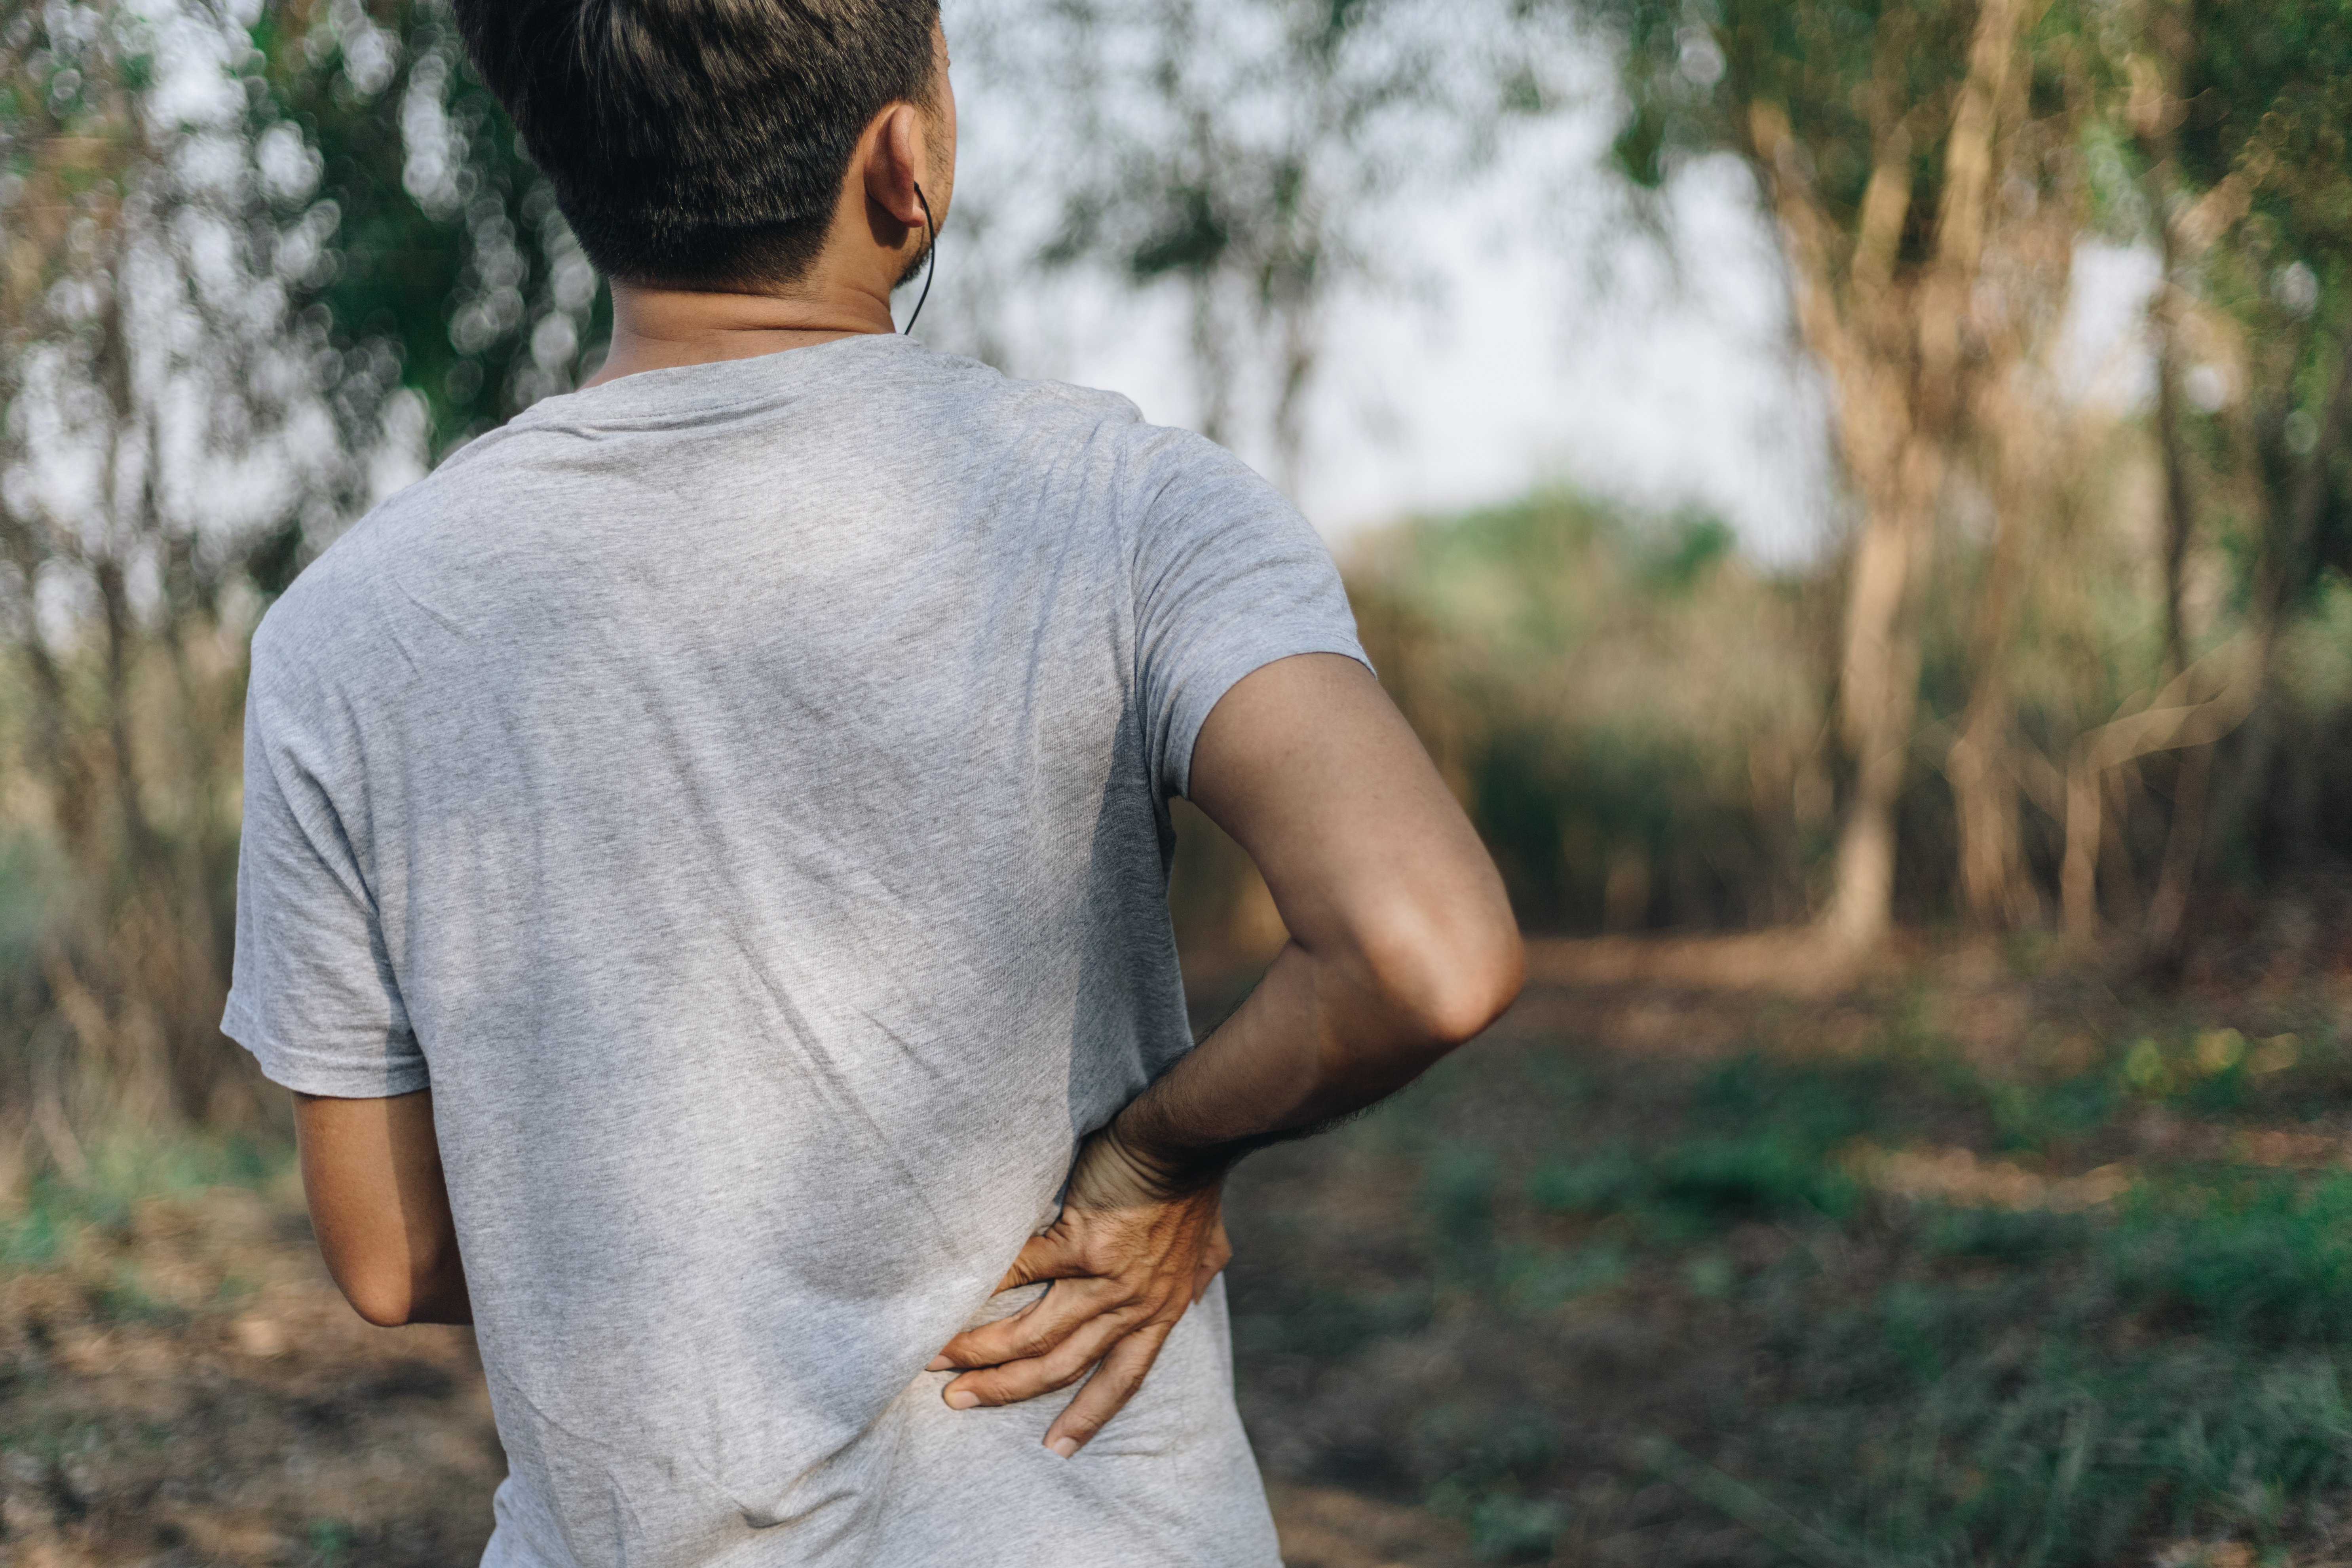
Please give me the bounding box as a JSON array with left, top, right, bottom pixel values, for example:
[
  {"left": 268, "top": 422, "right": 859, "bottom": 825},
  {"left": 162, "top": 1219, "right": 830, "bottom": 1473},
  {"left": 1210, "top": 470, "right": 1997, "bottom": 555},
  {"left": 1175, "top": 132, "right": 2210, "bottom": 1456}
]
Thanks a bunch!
[{"left": 226, "top": 334, "right": 1362, "bottom": 1564}]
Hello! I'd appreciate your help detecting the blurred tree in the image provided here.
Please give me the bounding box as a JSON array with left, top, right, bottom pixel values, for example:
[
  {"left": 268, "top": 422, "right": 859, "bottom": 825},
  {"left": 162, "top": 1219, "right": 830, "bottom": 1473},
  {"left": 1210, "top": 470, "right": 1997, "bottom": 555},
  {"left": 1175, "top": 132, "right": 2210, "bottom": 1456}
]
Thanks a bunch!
[
  {"left": 1, "top": 0, "right": 350, "bottom": 1160},
  {"left": 976, "top": 0, "right": 1537, "bottom": 490},
  {"left": 0, "top": 0, "right": 600, "bottom": 1169},
  {"left": 1343, "top": 493, "right": 1826, "bottom": 932},
  {"left": 2118, "top": 0, "right": 2352, "bottom": 948},
  {"left": 1583, "top": 0, "right": 2097, "bottom": 947},
  {"left": 262, "top": 0, "right": 610, "bottom": 490}
]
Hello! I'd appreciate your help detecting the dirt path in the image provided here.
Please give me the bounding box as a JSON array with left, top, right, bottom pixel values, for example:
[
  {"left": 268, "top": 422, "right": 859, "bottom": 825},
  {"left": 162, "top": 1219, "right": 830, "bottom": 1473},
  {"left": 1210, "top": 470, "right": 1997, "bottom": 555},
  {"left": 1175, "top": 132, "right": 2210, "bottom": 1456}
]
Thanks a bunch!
[
  {"left": 0, "top": 1173, "right": 1469, "bottom": 1566},
  {"left": 2, "top": 1180, "right": 501, "bottom": 1565},
  {"left": 10, "top": 913, "right": 2349, "bottom": 1566}
]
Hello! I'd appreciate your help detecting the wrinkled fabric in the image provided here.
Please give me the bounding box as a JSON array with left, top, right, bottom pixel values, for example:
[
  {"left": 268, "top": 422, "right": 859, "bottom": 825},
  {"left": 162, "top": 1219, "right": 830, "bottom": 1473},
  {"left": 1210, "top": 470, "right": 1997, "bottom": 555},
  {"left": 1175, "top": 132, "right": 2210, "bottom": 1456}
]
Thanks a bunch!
[{"left": 222, "top": 333, "right": 1365, "bottom": 1567}]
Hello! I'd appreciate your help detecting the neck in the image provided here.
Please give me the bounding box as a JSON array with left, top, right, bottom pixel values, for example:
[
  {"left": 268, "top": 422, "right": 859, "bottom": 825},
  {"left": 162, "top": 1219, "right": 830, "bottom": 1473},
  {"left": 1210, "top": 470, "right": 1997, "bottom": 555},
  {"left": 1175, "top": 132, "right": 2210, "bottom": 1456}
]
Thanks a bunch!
[{"left": 585, "top": 271, "right": 899, "bottom": 387}]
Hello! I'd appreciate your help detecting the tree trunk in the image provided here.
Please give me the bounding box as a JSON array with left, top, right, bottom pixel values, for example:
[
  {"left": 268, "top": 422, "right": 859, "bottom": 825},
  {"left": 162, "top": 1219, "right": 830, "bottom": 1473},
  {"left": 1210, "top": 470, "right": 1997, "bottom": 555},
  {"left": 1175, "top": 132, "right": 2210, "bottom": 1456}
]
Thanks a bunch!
[
  {"left": 2063, "top": 651, "right": 2257, "bottom": 943},
  {"left": 1759, "top": 0, "right": 2041, "bottom": 952},
  {"left": 1822, "top": 442, "right": 1938, "bottom": 950},
  {"left": 1951, "top": 675, "right": 2037, "bottom": 928},
  {"left": 2198, "top": 335, "right": 2352, "bottom": 878},
  {"left": 2143, "top": 208, "right": 2206, "bottom": 954},
  {"left": 1949, "top": 384, "right": 2043, "bottom": 929},
  {"left": 2146, "top": 744, "right": 2208, "bottom": 952},
  {"left": 2153, "top": 225, "right": 2196, "bottom": 681}
]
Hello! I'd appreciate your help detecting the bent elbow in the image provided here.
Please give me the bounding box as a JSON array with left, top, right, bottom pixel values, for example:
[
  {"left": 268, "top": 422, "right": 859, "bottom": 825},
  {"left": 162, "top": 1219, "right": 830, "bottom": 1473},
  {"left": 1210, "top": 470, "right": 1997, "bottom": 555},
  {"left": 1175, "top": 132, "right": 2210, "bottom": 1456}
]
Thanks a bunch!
[
  {"left": 1416, "top": 924, "right": 1524, "bottom": 1047},
  {"left": 327, "top": 1243, "right": 462, "bottom": 1328},
  {"left": 1354, "top": 895, "right": 1525, "bottom": 1051},
  {"left": 338, "top": 1268, "right": 418, "bottom": 1328}
]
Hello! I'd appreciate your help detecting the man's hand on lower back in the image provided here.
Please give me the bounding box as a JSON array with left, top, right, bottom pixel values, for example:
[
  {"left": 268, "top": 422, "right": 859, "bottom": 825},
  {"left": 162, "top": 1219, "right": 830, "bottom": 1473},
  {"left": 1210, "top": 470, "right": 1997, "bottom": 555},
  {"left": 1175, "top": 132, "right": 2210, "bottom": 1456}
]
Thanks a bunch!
[
  {"left": 927, "top": 655, "right": 1520, "bottom": 1456},
  {"left": 926, "top": 1124, "right": 1232, "bottom": 1457}
]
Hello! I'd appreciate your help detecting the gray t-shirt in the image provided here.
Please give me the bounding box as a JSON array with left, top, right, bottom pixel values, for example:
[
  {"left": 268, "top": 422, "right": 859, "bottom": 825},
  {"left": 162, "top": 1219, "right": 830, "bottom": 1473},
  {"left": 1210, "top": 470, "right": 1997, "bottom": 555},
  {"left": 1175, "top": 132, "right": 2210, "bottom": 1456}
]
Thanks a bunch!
[{"left": 222, "top": 332, "right": 1366, "bottom": 1568}]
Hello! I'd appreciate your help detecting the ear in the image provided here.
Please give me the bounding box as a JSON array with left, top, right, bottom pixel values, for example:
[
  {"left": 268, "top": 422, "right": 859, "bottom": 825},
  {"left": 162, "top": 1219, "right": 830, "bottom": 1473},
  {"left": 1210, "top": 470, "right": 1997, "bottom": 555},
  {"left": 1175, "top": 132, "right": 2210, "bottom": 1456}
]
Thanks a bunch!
[{"left": 863, "top": 104, "right": 927, "bottom": 231}]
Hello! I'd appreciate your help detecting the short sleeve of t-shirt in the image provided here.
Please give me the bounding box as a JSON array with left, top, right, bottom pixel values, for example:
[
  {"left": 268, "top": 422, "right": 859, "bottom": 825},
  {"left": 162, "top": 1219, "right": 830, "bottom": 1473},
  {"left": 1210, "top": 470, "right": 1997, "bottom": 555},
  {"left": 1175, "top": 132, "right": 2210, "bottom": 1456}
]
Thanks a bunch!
[
  {"left": 219, "top": 644, "right": 426, "bottom": 1099},
  {"left": 1129, "top": 427, "right": 1370, "bottom": 798}
]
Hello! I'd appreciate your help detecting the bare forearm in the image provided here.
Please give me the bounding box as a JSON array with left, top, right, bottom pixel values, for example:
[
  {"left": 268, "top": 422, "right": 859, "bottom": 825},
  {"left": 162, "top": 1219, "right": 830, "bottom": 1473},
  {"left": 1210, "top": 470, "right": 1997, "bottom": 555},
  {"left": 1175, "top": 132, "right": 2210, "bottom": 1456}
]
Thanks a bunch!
[
  {"left": 294, "top": 1090, "right": 473, "bottom": 1327},
  {"left": 391, "top": 1250, "right": 474, "bottom": 1325},
  {"left": 1111, "top": 927, "right": 1516, "bottom": 1186},
  {"left": 1123, "top": 654, "right": 1526, "bottom": 1186}
]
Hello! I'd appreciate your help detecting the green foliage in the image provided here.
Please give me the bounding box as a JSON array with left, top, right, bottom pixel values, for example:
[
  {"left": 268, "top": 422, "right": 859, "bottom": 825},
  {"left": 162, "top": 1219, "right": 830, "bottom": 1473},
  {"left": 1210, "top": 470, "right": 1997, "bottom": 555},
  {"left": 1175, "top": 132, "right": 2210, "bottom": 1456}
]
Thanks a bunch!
[
  {"left": 1987, "top": 1074, "right": 2116, "bottom": 1150},
  {"left": 1421, "top": 1405, "right": 1570, "bottom": 1561},
  {"left": 2156, "top": 0, "right": 2352, "bottom": 592},
  {"left": 255, "top": 0, "right": 608, "bottom": 460},
  {"left": 306, "top": 1517, "right": 356, "bottom": 1567},
  {"left": 1229, "top": 1276, "right": 1434, "bottom": 1360},
  {"left": 0, "top": 0, "right": 614, "bottom": 1157},
  {"left": 2109, "top": 1173, "right": 2352, "bottom": 1343},
  {"left": 1522, "top": 1055, "right": 1879, "bottom": 1236},
  {"left": 1526, "top": 1139, "right": 1645, "bottom": 1213},
  {"left": 1284, "top": 1021, "right": 2352, "bottom": 1566},
  {"left": 1923, "top": 1203, "right": 2092, "bottom": 1259},
  {"left": 1589, "top": 0, "right": 2111, "bottom": 246},
  {"left": 2173, "top": 0, "right": 2352, "bottom": 255},
  {"left": 1499, "top": 1239, "right": 1632, "bottom": 1311},
  {"left": 0, "top": 1136, "right": 280, "bottom": 1271},
  {"left": 1542, "top": 0, "right": 2352, "bottom": 926},
  {"left": 1352, "top": 492, "right": 1829, "bottom": 930},
  {"left": 979, "top": 0, "right": 1522, "bottom": 464}
]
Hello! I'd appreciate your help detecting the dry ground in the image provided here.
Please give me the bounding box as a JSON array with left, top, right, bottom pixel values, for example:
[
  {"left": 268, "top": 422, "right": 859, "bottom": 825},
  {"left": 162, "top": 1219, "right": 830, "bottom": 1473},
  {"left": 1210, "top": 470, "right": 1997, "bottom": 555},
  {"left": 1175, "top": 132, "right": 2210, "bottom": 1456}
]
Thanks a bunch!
[
  {"left": 0, "top": 1167, "right": 1472, "bottom": 1568},
  {"left": 7, "top": 905, "right": 2350, "bottom": 1566}
]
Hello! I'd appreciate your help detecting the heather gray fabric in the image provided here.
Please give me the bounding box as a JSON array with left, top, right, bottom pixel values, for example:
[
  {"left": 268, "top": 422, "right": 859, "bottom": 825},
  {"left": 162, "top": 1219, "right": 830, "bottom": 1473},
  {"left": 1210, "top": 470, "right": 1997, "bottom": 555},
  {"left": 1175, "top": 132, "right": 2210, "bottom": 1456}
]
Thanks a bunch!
[{"left": 221, "top": 332, "right": 1367, "bottom": 1568}]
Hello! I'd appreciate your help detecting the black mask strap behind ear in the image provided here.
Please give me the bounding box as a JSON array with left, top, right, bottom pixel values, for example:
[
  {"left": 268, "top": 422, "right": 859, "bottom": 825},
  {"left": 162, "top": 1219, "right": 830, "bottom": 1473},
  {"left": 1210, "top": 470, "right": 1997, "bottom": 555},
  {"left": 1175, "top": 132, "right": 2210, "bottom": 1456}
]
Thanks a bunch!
[{"left": 904, "top": 182, "right": 937, "bottom": 335}]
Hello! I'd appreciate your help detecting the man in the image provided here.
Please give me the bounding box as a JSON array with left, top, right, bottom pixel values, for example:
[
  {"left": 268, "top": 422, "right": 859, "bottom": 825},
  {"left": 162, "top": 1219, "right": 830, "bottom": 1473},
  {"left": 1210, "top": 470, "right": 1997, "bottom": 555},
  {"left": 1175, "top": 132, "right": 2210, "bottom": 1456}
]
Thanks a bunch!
[{"left": 222, "top": 2, "right": 1522, "bottom": 1563}]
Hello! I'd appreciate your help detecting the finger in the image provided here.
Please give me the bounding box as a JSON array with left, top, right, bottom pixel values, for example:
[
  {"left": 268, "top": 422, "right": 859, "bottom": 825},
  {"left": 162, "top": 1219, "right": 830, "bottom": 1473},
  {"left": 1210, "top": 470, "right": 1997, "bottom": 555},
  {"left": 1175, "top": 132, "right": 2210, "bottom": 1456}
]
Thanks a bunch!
[
  {"left": 926, "top": 1230, "right": 1105, "bottom": 1371},
  {"left": 990, "top": 1227, "right": 1088, "bottom": 1295},
  {"left": 1043, "top": 1323, "right": 1172, "bottom": 1457},
  {"left": 930, "top": 1276, "right": 1122, "bottom": 1373},
  {"left": 928, "top": 1270, "right": 1051, "bottom": 1369},
  {"left": 942, "top": 1300, "right": 1153, "bottom": 1409}
]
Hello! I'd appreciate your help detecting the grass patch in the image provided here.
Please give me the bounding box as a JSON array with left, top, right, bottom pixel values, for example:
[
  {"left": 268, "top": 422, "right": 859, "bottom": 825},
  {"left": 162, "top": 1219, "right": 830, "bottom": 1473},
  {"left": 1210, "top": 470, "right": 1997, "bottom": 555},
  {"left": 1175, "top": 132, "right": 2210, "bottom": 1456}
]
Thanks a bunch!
[
  {"left": 0, "top": 1134, "right": 285, "bottom": 1272},
  {"left": 1252, "top": 1024, "right": 2352, "bottom": 1567}
]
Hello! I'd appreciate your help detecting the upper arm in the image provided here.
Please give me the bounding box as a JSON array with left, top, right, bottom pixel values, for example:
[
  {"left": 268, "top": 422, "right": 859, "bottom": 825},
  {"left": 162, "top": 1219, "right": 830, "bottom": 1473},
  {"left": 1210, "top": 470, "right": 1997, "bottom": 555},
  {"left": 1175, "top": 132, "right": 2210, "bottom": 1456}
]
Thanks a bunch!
[
  {"left": 223, "top": 642, "right": 426, "bottom": 1099},
  {"left": 228, "top": 639, "right": 462, "bottom": 1324},
  {"left": 1126, "top": 430, "right": 1370, "bottom": 800},
  {"left": 1186, "top": 653, "right": 1522, "bottom": 1043},
  {"left": 293, "top": 1089, "right": 467, "bottom": 1327},
  {"left": 1119, "top": 431, "right": 1518, "bottom": 1042}
]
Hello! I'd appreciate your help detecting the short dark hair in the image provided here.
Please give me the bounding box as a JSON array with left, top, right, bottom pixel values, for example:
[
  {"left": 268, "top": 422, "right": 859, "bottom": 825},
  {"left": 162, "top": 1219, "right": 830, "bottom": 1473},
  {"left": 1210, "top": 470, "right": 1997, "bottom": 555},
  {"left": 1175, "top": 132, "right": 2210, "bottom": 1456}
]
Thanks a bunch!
[{"left": 454, "top": 0, "right": 940, "bottom": 287}]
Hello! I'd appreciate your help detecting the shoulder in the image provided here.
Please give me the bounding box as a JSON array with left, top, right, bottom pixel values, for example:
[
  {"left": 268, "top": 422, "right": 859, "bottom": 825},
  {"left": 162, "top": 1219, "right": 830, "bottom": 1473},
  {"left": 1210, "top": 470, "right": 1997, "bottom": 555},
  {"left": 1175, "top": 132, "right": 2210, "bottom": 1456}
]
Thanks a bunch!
[
  {"left": 248, "top": 458, "right": 474, "bottom": 702},
  {"left": 257, "top": 393, "right": 572, "bottom": 645},
  {"left": 894, "top": 351, "right": 1278, "bottom": 545},
  {"left": 930, "top": 356, "right": 1271, "bottom": 514},
  {"left": 916, "top": 348, "right": 1149, "bottom": 449}
]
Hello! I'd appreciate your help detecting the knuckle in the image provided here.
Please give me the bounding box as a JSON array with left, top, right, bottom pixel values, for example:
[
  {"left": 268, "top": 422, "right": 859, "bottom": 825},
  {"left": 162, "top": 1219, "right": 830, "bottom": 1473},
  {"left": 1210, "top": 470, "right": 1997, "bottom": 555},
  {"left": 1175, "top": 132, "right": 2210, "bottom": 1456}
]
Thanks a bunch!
[
  {"left": 1040, "top": 1361, "right": 1091, "bottom": 1394},
  {"left": 979, "top": 1372, "right": 1043, "bottom": 1402}
]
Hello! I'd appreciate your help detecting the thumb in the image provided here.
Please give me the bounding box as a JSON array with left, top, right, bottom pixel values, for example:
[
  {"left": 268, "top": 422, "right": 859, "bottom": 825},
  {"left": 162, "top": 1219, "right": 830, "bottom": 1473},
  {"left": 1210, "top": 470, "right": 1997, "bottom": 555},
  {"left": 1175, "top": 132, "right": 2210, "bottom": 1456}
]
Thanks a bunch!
[{"left": 1192, "top": 1220, "right": 1233, "bottom": 1304}]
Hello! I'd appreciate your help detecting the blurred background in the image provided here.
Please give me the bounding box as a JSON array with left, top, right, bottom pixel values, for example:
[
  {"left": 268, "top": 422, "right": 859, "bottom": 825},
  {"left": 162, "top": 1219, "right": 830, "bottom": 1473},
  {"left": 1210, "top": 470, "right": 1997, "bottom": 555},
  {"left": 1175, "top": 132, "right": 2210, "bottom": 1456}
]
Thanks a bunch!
[{"left": 3, "top": 0, "right": 2350, "bottom": 1563}]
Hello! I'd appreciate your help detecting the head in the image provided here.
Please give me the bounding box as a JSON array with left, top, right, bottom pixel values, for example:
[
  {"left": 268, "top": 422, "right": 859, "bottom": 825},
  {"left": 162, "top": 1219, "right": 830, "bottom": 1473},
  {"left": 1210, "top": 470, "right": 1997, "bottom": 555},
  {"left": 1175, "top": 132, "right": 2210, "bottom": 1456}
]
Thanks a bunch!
[{"left": 454, "top": 0, "right": 952, "bottom": 294}]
